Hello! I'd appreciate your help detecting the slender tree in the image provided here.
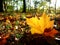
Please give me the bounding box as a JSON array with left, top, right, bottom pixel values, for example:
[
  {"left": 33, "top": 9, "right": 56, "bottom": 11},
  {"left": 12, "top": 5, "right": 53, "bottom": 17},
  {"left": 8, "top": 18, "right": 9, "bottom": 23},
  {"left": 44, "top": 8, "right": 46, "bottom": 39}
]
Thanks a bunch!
[
  {"left": 27, "top": 0, "right": 31, "bottom": 12},
  {"left": 46, "top": 0, "right": 51, "bottom": 13},
  {"left": 23, "top": 0, "right": 26, "bottom": 12},
  {"left": 55, "top": 0, "right": 57, "bottom": 14},
  {"left": 34, "top": 0, "right": 39, "bottom": 13},
  {"left": 0, "top": 0, "right": 4, "bottom": 12}
]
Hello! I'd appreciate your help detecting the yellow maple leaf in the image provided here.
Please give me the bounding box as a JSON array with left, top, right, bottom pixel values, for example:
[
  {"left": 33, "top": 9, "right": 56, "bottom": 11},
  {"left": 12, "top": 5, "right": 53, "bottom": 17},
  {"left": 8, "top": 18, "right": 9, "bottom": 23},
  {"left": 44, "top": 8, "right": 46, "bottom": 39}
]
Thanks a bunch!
[{"left": 26, "top": 13, "right": 54, "bottom": 34}]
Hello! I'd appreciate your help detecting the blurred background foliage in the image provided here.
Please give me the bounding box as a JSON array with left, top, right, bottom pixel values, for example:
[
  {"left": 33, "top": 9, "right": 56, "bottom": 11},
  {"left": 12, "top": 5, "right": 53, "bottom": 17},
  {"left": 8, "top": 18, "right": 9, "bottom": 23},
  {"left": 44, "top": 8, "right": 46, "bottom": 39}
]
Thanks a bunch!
[{"left": 0, "top": 0, "right": 60, "bottom": 14}]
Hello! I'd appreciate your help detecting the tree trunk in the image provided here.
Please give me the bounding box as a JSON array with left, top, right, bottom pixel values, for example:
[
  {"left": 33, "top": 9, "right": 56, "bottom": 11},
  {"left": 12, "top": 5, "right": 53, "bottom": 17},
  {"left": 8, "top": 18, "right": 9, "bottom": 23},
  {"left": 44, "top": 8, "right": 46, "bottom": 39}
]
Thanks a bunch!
[
  {"left": 0, "top": 0, "right": 3, "bottom": 12},
  {"left": 23, "top": 0, "right": 26, "bottom": 13},
  {"left": 55, "top": 0, "right": 57, "bottom": 14},
  {"left": 48, "top": 2, "right": 51, "bottom": 13}
]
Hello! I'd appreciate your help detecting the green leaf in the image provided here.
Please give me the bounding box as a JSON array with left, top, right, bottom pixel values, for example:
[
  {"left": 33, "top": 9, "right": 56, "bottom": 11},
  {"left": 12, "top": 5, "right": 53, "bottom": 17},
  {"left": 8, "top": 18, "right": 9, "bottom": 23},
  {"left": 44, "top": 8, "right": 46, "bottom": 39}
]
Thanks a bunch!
[
  {"left": 46, "top": 0, "right": 51, "bottom": 2},
  {"left": 6, "top": 24, "right": 11, "bottom": 29},
  {"left": 15, "top": 20, "right": 19, "bottom": 25},
  {"left": 16, "top": 34, "right": 23, "bottom": 38}
]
